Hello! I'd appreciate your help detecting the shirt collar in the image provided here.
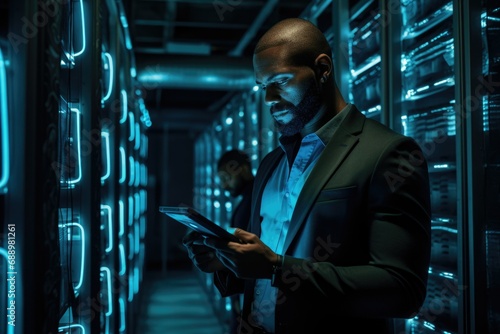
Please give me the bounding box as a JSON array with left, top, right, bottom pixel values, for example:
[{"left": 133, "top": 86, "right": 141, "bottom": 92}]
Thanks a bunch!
[{"left": 278, "top": 103, "right": 352, "bottom": 150}]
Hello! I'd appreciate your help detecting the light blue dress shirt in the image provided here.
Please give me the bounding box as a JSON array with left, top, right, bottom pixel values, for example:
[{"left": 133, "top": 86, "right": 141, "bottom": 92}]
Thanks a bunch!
[{"left": 251, "top": 104, "right": 351, "bottom": 332}]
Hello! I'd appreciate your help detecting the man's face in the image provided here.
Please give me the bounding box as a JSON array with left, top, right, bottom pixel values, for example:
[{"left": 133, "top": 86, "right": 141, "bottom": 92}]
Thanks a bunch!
[
  {"left": 217, "top": 161, "right": 246, "bottom": 198},
  {"left": 253, "top": 46, "right": 322, "bottom": 136}
]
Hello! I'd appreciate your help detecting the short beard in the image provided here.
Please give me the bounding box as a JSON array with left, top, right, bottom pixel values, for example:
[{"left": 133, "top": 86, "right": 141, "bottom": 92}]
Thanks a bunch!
[{"left": 274, "top": 82, "right": 322, "bottom": 137}]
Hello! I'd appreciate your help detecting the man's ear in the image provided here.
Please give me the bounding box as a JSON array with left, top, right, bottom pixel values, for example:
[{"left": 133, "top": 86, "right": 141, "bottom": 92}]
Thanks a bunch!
[{"left": 315, "top": 53, "right": 332, "bottom": 82}]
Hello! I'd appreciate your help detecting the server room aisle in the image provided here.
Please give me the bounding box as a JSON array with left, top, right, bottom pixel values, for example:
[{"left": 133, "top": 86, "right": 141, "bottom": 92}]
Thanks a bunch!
[{"left": 135, "top": 269, "right": 228, "bottom": 334}]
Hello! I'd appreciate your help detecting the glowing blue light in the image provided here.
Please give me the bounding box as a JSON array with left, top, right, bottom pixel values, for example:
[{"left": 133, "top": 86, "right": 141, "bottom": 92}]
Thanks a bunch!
[
  {"left": 128, "top": 196, "right": 134, "bottom": 226},
  {"left": 361, "top": 30, "right": 372, "bottom": 40},
  {"left": 134, "top": 265, "right": 140, "bottom": 294},
  {"left": 59, "top": 222, "right": 85, "bottom": 290},
  {"left": 431, "top": 226, "right": 457, "bottom": 234},
  {"left": 128, "top": 233, "right": 134, "bottom": 260},
  {"left": 119, "top": 147, "right": 126, "bottom": 183},
  {"left": 140, "top": 189, "right": 147, "bottom": 214},
  {"left": 120, "top": 90, "right": 128, "bottom": 124},
  {"left": 439, "top": 271, "right": 455, "bottom": 279},
  {"left": 73, "top": 0, "right": 86, "bottom": 57},
  {"left": 100, "top": 267, "right": 113, "bottom": 316},
  {"left": 423, "top": 321, "right": 436, "bottom": 330},
  {"left": 59, "top": 108, "right": 82, "bottom": 185},
  {"left": 119, "top": 297, "right": 126, "bottom": 331},
  {"left": 120, "top": 14, "right": 128, "bottom": 28},
  {"left": 134, "top": 123, "right": 141, "bottom": 150},
  {"left": 134, "top": 223, "right": 140, "bottom": 255},
  {"left": 101, "top": 52, "right": 114, "bottom": 103},
  {"left": 252, "top": 139, "right": 258, "bottom": 146},
  {"left": 134, "top": 161, "right": 140, "bottom": 187},
  {"left": 58, "top": 324, "right": 85, "bottom": 334},
  {"left": 128, "top": 112, "right": 135, "bottom": 142},
  {"left": 214, "top": 201, "right": 220, "bottom": 208},
  {"left": 141, "top": 164, "right": 148, "bottom": 187},
  {"left": 128, "top": 156, "right": 135, "bottom": 186},
  {"left": 0, "top": 47, "right": 9, "bottom": 192},
  {"left": 101, "top": 204, "right": 113, "bottom": 253},
  {"left": 140, "top": 215, "right": 146, "bottom": 239},
  {"left": 214, "top": 189, "right": 220, "bottom": 196},
  {"left": 134, "top": 193, "right": 140, "bottom": 219},
  {"left": 140, "top": 134, "right": 149, "bottom": 158},
  {"left": 128, "top": 266, "right": 134, "bottom": 301},
  {"left": 433, "top": 164, "right": 449, "bottom": 169},
  {"left": 252, "top": 85, "right": 259, "bottom": 92},
  {"left": 130, "top": 66, "right": 136, "bottom": 78},
  {"left": 118, "top": 243, "right": 126, "bottom": 275},
  {"left": 225, "top": 202, "right": 232, "bottom": 210},
  {"left": 350, "top": 55, "right": 381, "bottom": 78},
  {"left": 118, "top": 199, "right": 125, "bottom": 236},
  {"left": 101, "top": 131, "right": 111, "bottom": 183},
  {"left": 225, "top": 117, "right": 233, "bottom": 125}
]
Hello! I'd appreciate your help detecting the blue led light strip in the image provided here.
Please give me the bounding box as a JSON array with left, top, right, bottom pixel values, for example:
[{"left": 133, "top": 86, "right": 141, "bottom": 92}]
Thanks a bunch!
[
  {"left": 120, "top": 90, "right": 128, "bottom": 124},
  {"left": 0, "top": 47, "right": 9, "bottom": 191},
  {"left": 128, "top": 112, "right": 135, "bottom": 142},
  {"left": 59, "top": 222, "right": 85, "bottom": 290},
  {"left": 119, "top": 243, "right": 127, "bottom": 275},
  {"left": 101, "top": 131, "right": 110, "bottom": 183},
  {"left": 119, "top": 199, "right": 125, "bottom": 237},
  {"left": 128, "top": 156, "right": 135, "bottom": 186},
  {"left": 134, "top": 161, "right": 140, "bottom": 187},
  {"left": 119, "top": 297, "right": 126, "bottom": 332},
  {"left": 119, "top": 146, "right": 126, "bottom": 184},
  {"left": 59, "top": 107, "right": 82, "bottom": 185},
  {"left": 58, "top": 324, "right": 85, "bottom": 334},
  {"left": 100, "top": 204, "right": 113, "bottom": 253},
  {"left": 73, "top": 0, "right": 86, "bottom": 57},
  {"left": 128, "top": 195, "right": 134, "bottom": 226},
  {"left": 134, "top": 192, "right": 140, "bottom": 219},
  {"left": 101, "top": 52, "right": 114, "bottom": 102},
  {"left": 134, "top": 123, "right": 141, "bottom": 150},
  {"left": 100, "top": 267, "right": 113, "bottom": 316}
]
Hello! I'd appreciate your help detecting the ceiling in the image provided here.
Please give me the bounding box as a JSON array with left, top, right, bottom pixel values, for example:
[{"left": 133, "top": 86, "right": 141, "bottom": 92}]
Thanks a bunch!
[{"left": 123, "top": 0, "right": 316, "bottom": 132}]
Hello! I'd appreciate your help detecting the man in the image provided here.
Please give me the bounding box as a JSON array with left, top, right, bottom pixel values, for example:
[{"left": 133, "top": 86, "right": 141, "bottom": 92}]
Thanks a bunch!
[
  {"left": 217, "top": 149, "right": 255, "bottom": 333},
  {"left": 184, "top": 18, "right": 431, "bottom": 334}
]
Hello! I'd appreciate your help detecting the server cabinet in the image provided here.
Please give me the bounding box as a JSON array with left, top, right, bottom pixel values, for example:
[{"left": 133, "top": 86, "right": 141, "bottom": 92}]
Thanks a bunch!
[{"left": 0, "top": 0, "right": 150, "bottom": 333}]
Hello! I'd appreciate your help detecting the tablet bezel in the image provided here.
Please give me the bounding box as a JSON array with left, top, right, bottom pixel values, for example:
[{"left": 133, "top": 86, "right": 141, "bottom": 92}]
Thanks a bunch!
[{"left": 159, "top": 206, "right": 240, "bottom": 242}]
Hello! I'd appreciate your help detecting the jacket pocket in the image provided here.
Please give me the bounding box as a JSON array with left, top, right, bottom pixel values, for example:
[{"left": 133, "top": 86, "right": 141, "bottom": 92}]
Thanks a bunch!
[{"left": 316, "top": 185, "right": 357, "bottom": 202}]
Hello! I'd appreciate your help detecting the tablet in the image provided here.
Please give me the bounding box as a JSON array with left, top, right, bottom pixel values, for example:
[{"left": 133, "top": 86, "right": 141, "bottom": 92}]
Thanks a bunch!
[{"left": 159, "top": 206, "right": 240, "bottom": 242}]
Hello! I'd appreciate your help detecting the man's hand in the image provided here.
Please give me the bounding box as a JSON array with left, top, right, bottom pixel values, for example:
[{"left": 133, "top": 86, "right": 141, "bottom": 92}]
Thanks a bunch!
[
  {"left": 203, "top": 228, "right": 279, "bottom": 279},
  {"left": 182, "top": 230, "right": 226, "bottom": 273}
]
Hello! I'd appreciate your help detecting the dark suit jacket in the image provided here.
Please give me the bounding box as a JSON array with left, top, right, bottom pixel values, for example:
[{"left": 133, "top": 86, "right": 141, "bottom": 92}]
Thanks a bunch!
[{"left": 214, "top": 106, "right": 431, "bottom": 334}]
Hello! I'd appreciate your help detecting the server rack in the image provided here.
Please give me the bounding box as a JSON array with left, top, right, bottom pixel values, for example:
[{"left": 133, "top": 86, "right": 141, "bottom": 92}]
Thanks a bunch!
[{"left": 0, "top": 0, "right": 151, "bottom": 332}]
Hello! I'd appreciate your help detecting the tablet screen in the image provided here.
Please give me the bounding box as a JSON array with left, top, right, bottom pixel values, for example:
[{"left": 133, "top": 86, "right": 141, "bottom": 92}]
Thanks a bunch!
[{"left": 159, "top": 206, "right": 240, "bottom": 242}]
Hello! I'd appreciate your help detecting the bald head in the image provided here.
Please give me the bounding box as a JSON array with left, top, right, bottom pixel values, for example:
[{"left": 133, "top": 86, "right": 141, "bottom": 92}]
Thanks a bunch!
[{"left": 254, "top": 18, "right": 332, "bottom": 68}]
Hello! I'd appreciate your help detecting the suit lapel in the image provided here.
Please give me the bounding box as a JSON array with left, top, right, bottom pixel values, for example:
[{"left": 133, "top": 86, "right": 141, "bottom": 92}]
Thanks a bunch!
[{"left": 283, "top": 106, "right": 365, "bottom": 252}]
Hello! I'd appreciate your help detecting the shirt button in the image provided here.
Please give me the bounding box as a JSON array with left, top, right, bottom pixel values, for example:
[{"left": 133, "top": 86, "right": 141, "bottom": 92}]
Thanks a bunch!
[{"left": 255, "top": 289, "right": 261, "bottom": 295}]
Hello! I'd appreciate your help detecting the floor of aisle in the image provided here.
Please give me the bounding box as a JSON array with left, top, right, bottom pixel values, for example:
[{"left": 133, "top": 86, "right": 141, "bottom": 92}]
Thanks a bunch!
[{"left": 135, "top": 269, "right": 228, "bottom": 334}]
